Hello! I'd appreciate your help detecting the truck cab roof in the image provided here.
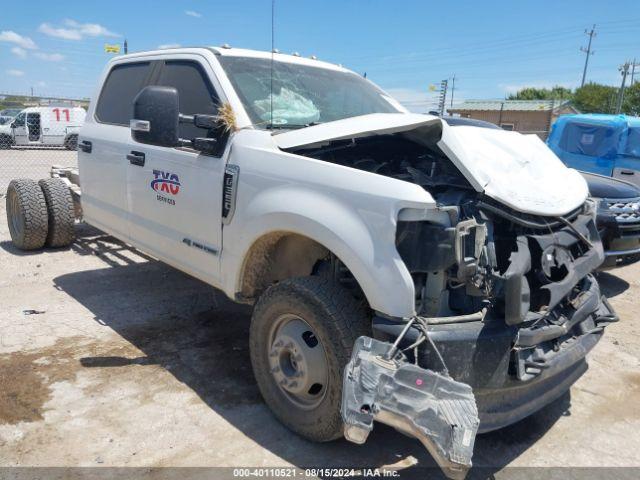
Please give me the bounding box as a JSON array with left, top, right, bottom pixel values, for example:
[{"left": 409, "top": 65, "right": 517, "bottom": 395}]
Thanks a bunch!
[{"left": 111, "top": 46, "right": 350, "bottom": 73}]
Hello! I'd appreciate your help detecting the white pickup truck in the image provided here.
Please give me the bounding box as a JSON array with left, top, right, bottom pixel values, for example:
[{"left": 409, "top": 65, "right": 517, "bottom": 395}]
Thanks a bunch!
[{"left": 5, "top": 47, "right": 617, "bottom": 479}]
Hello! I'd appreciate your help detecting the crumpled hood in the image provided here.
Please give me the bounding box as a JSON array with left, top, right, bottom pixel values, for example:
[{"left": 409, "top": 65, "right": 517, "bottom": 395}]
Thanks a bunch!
[
  {"left": 438, "top": 125, "right": 588, "bottom": 215},
  {"left": 274, "top": 113, "right": 588, "bottom": 216}
]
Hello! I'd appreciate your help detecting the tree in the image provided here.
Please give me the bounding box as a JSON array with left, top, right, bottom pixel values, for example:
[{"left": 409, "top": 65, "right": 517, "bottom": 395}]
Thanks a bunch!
[
  {"left": 622, "top": 81, "right": 640, "bottom": 116},
  {"left": 508, "top": 85, "right": 573, "bottom": 101},
  {"left": 572, "top": 82, "right": 618, "bottom": 113}
]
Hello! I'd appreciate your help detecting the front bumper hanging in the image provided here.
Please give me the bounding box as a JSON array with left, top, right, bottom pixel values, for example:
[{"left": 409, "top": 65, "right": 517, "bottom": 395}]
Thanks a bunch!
[{"left": 342, "top": 336, "right": 479, "bottom": 480}]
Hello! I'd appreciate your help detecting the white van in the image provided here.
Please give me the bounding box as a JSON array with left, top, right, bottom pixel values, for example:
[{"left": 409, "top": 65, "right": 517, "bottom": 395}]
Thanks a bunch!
[{"left": 0, "top": 106, "right": 86, "bottom": 150}]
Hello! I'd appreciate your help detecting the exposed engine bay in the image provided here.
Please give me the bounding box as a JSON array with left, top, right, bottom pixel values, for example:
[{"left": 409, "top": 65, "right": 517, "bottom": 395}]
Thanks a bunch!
[
  {"left": 288, "top": 131, "right": 618, "bottom": 479},
  {"left": 289, "top": 133, "right": 612, "bottom": 327}
]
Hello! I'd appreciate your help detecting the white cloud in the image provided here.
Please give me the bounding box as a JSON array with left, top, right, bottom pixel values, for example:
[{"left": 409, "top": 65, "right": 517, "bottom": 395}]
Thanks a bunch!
[
  {"left": 158, "top": 43, "right": 181, "bottom": 49},
  {"left": 39, "top": 20, "right": 119, "bottom": 40},
  {"left": 34, "top": 52, "right": 65, "bottom": 62},
  {"left": 384, "top": 87, "right": 437, "bottom": 113},
  {"left": 383, "top": 86, "right": 466, "bottom": 114},
  {"left": 7, "top": 69, "right": 25, "bottom": 77},
  {"left": 385, "top": 87, "right": 429, "bottom": 103},
  {"left": 38, "top": 23, "right": 82, "bottom": 40},
  {"left": 185, "top": 10, "right": 202, "bottom": 18},
  {"left": 11, "top": 46, "right": 27, "bottom": 58},
  {"left": 64, "top": 19, "right": 119, "bottom": 38},
  {"left": 0, "top": 30, "right": 37, "bottom": 49},
  {"left": 37, "top": 81, "right": 46, "bottom": 87}
]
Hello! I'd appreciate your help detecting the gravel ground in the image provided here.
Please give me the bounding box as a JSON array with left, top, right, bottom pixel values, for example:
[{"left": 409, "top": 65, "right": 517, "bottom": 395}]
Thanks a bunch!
[
  {"left": 0, "top": 199, "right": 639, "bottom": 478},
  {"left": 0, "top": 148, "right": 77, "bottom": 192}
]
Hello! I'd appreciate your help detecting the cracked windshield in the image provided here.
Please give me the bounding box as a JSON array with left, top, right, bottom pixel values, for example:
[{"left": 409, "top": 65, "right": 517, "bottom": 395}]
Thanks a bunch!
[{"left": 218, "top": 56, "right": 400, "bottom": 128}]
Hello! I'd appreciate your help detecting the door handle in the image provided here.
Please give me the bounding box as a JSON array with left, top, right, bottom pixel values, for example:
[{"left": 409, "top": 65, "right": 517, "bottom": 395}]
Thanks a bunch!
[
  {"left": 79, "top": 140, "right": 92, "bottom": 153},
  {"left": 127, "top": 151, "right": 145, "bottom": 166}
]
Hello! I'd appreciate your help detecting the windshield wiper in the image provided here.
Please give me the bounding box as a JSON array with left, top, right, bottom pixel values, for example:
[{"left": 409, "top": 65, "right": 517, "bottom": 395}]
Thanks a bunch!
[{"left": 267, "top": 121, "right": 324, "bottom": 131}]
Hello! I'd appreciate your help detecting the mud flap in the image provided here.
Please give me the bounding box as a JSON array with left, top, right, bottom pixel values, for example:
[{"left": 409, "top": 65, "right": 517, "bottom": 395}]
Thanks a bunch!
[{"left": 342, "top": 336, "right": 479, "bottom": 480}]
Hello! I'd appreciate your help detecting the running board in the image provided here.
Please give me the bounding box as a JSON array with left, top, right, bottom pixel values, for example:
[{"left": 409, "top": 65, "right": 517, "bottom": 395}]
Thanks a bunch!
[{"left": 342, "top": 336, "right": 479, "bottom": 480}]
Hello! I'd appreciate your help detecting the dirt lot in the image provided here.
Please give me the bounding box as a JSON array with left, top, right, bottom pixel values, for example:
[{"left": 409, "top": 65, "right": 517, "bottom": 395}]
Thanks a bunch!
[
  {"left": 0, "top": 148, "right": 77, "bottom": 192},
  {"left": 0, "top": 198, "right": 639, "bottom": 478}
]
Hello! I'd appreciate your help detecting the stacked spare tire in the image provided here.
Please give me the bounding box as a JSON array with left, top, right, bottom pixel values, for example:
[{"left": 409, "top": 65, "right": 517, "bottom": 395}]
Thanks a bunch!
[{"left": 6, "top": 178, "right": 75, "bottom": 250}]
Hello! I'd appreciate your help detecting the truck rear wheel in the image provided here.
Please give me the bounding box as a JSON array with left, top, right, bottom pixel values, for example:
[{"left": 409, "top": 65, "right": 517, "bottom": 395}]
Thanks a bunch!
[
  {"left": 6, "top": 179, "right": 48, "bottom": 250},
  {"left": 250, "top": 276, "right": 369, "bottom": 442},
  {"left": 38, "top": 178, "right": 75, "bottom": 247}
]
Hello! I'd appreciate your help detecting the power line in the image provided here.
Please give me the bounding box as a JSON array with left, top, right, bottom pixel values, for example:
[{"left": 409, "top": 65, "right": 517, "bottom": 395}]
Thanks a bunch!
[{"left": 580, "top": 24, "right": 597, "bottom": 87}]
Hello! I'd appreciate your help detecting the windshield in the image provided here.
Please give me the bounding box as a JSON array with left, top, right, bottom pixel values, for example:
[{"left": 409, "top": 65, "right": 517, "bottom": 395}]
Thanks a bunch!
[
  {"left": 558, "top": 122, "right": 621, "bottom": 158},
  {"left": 13, "top": 112, "right": 25, "bottom": 127},
  {"left": 217, "top": 56, "right": 400, "bottom": 129}
]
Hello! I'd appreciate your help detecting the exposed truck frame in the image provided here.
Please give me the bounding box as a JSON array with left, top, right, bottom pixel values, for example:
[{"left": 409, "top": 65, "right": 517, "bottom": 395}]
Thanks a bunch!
[{"left": 5, "top": 47, "right": 618, "bottom": 479}]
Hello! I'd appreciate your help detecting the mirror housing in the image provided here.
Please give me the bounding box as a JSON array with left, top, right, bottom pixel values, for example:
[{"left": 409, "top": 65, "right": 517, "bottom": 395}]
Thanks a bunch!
[{"left": 131, "top": 86, "right": 180, "bottom": 147}]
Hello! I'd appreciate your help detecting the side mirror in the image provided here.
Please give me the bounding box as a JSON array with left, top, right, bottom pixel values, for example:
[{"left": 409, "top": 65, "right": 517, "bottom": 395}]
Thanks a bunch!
[{"left": 131, "top": 86, "right": 179, "bottom": 147}]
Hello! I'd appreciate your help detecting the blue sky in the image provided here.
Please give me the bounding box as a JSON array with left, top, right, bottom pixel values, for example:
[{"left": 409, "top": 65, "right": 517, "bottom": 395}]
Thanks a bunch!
[{"left": 1, "top": 0, "right": 639, "bottom": 111}]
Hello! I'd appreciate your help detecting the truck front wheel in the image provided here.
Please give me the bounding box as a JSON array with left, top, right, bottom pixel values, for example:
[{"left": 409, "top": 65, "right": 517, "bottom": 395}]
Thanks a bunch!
[{"left": 250, "top": 276, "right": 369, "bottom": 442}]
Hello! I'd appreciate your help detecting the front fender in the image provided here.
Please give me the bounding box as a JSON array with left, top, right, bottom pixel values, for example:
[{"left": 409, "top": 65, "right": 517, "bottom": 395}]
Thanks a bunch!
[
  {"left": 229, "top": 186, "right": 415, "bottom": 317},
  {"left": 220, "top": 133, "right": 436, "bottom": 318}
]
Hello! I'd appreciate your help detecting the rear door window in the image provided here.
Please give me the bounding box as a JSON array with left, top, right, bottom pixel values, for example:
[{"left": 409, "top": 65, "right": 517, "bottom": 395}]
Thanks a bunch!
[
  {"left": 96, "top": 62, "right": 152, "bottom": 125},
  {"left": 156, "top": 60, "right": 221, "bottom": 141}
]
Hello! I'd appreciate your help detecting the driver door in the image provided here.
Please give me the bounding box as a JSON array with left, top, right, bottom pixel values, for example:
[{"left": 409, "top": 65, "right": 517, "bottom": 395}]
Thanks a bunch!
[
  {"left": 126, "top": 57, "right": 227, "bottom": 286},
  {"left": 12, "top": 112, "right": 28, "bottom": 145}
]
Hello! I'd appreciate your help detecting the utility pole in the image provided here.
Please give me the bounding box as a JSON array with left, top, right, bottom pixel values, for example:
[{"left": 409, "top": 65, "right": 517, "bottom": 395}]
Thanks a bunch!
[
  {"left": 438, "top": 79, "right": 448, "bottom": 116},
  {"left": 545, "top": 99, "right": 555, "bottom": 140},
  {"left": 616, "top": 61, "right": 631, "bottom": 114},
  {"left": 580, "top": 24, "right": 596, "bottom": 87},
  {"left": 632, "top": 58, "right": 638, "bottom": 85},
  {"left": 450, "top": 74, "right": 456, "bottom": 108},
  {"left": 123, "top": 39, "right": 128, "bottom": 54}
]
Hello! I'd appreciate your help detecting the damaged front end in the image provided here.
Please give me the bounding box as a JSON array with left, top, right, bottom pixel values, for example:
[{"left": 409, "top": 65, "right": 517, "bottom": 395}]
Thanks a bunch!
[
  {"left": 284, "top": 118, "right": 617, "bottom": 479},
  {"left": 341, "top": 199, "right": 616, "bottom": 478}
]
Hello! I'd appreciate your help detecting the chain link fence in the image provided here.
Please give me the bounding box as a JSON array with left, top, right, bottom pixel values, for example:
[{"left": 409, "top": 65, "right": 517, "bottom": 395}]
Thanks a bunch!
[{"left": 0, "top": 94, "right": 88, "bottom": 193}]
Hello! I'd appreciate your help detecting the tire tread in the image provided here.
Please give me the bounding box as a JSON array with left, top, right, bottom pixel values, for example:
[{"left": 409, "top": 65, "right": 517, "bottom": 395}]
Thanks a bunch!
[
  {"left": 6, "top": 179, "right": 48, "bottom": 250},
  {"left": 38, "top": 178, "right": 75, "bottom": 247},
  {"left": 250, "top": 276, "right": 369, "bottom": 442}
]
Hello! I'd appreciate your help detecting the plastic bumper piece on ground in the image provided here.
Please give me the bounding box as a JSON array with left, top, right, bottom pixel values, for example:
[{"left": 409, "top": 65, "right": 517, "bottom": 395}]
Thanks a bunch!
[{"left": 342, "top": 336, "right": 479, "bottom": 480}]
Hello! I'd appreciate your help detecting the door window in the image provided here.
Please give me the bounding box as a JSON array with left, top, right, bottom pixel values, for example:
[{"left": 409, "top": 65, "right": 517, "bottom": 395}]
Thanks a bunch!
[
  {"left": 156, "top": 60, "right": 221, "bottom": 142},
  {"left": 96, "top": 62, "right": 152, "bottom": 125},
  {"left": 13, "top": 112, "right": 25, "bottom": 127}
]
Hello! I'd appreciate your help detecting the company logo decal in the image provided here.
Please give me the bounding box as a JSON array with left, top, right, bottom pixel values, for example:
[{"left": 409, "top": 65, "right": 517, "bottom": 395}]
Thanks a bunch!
[{"left": 151, "top": 170, "right": 181, "bottom": 195}]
